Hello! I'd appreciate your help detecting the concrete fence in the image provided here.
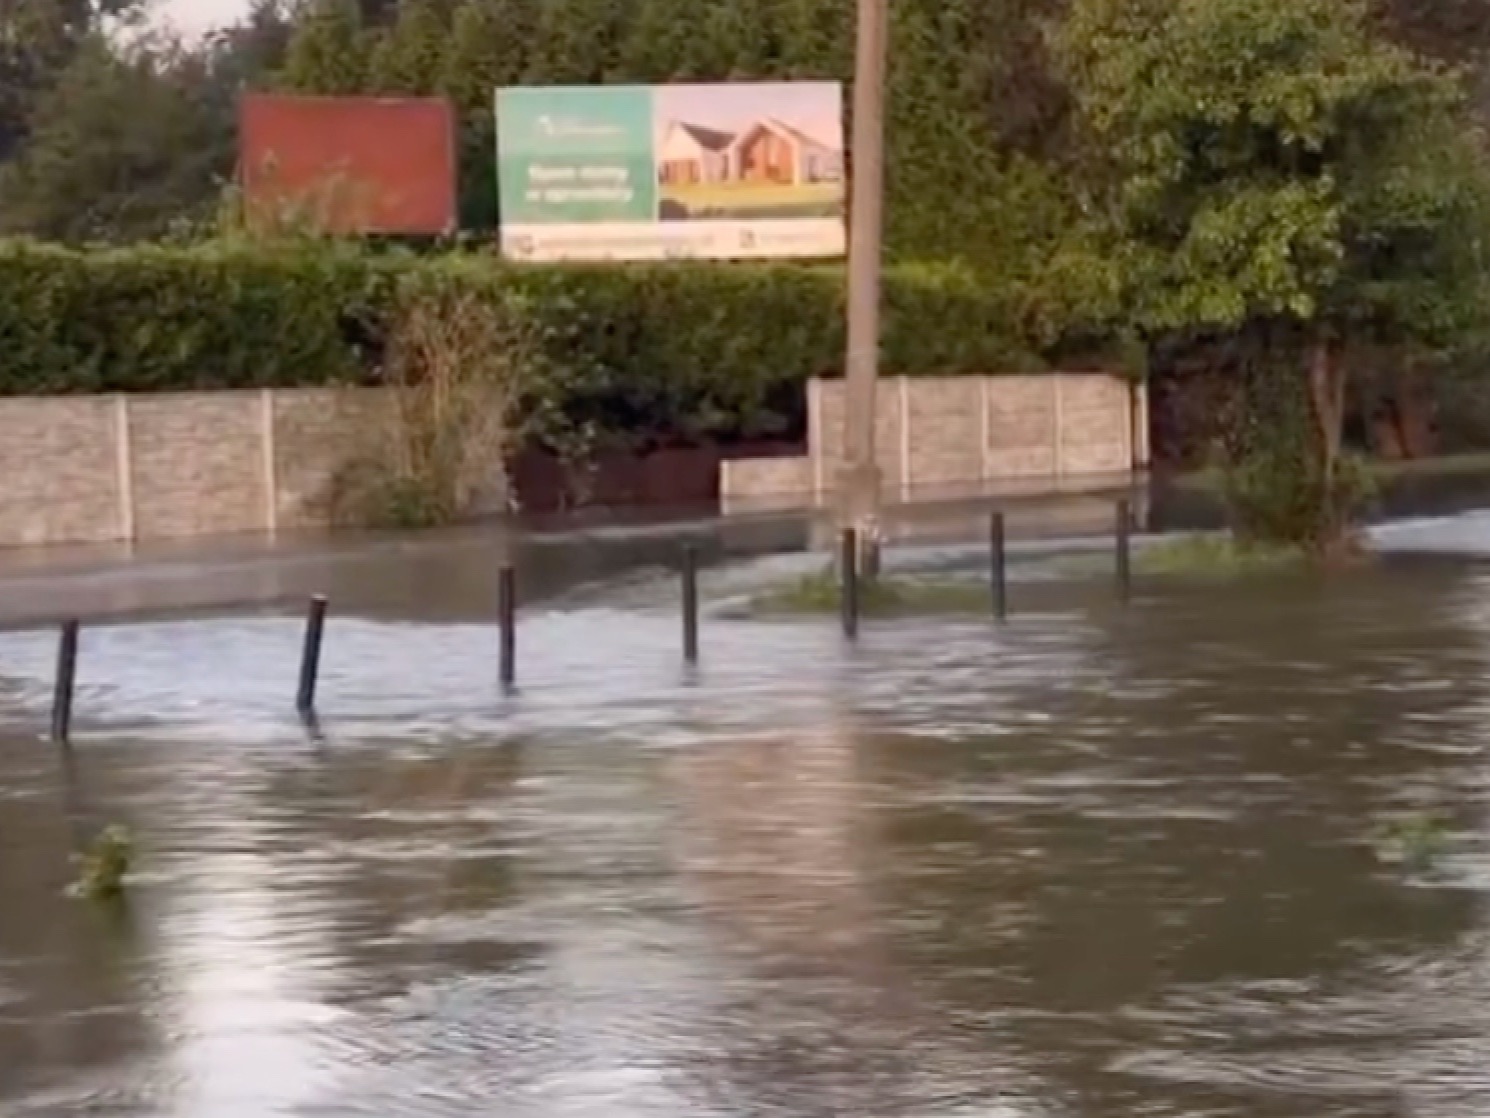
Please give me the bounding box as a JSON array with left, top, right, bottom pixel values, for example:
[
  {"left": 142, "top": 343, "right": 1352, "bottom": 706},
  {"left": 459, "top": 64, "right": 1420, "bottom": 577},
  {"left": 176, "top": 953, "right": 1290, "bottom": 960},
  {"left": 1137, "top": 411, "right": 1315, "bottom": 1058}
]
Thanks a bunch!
[
  {"left": 721, "top": 373, "right": 1148, "bottom": 510},
  {"left": 0, "top": 373, "right": 1146, "bottom": 549},
  {"left": 0, "top": 388, "right": 384, "bottom": 549}
]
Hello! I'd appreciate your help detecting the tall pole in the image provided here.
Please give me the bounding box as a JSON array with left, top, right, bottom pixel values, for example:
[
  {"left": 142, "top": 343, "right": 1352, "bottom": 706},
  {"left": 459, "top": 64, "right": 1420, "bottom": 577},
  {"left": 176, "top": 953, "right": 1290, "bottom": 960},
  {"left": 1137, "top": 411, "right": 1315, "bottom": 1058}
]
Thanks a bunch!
[{"left": 839, "top": 0, "right": 888, "bottom": 558}]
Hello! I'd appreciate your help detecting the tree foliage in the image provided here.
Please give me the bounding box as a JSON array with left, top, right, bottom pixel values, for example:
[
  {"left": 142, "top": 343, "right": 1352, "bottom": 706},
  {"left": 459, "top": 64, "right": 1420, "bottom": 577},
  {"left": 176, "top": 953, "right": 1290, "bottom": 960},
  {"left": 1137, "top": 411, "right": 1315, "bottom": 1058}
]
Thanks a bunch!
[
  {"left": 368, "top": 0, "right": 451, "bottom": 93},
  {"left": 1372, "top": 0, "right": 1490, "bottom": 67},
  {"left": 0, "top": 0, "right": 142, "bottom": 159},
  {"left": 279, "top": 0, "right": 370, "bottom": 95},
  {"left": 1058, "top": 0, "right": 1490, "bottom": 544},
  {"left": 0, "top": 38, "right": 221, "bottom": 241},
  {"left": 272, "top": 0, "right": 1076, "bottom": 271},
  {"left": 0, "top": 0, "right": 294, "bottom": 242},
  {"left": 1061, "top": 0, "right": 1489, "bottom": 338}
]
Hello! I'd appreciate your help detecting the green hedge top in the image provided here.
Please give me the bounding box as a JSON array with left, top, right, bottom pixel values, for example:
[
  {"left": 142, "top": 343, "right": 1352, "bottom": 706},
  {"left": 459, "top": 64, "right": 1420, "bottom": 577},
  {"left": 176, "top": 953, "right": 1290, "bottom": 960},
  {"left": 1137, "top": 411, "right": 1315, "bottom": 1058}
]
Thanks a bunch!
[{"left": 0, "top": 239, "right": 1046, "bottom": 445}]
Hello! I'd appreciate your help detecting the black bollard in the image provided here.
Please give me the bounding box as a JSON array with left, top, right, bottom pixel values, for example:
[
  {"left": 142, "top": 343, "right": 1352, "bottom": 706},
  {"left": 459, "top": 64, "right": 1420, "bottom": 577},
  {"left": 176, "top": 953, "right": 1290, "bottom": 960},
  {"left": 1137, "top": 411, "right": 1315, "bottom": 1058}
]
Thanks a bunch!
[
  {"left": 1116, "top": 499, "right": 1132, "bottom": 601},
  {"left": 296, "top": 596, "right": 327, "bottom": 714},
  {"left": 840, "top": 528, "right": 860, "bottom": 640},
  {"left": 498, "top": 565, "right": 517, "bottom": 689},
  {"left": 990, "top": 512, "right": 1008, "bottom": 621},
  {"left": 51, "top": 620, "right": 79, "bottom": 745},
  {"left": 682, "top": 545, "right": 700, "bottom": 665}
]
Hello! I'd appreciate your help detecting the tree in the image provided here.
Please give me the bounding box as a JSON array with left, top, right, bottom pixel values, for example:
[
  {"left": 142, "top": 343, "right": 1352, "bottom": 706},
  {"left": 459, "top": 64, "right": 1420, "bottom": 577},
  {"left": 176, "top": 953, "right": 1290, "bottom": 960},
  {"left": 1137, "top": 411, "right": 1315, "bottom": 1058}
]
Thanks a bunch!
[
  {"left": 524, "top": 0, "right": 637, "bottom": 83},
  {"left": 207, "top": 0, "right": 297, "bottom": 90},
  {"left": 0, "top": 36, "right": 225, "bottom": 241},
  {"left": 0, "top": 0, "right": 296, "bottom": 243},
  {"left": 439, "top": 0, "right": 534, "bottom": 109},
  {"left": 0, "top": 0, "right": 142, "bottom": 159},
  {"left": 961, "top": 0, "right": 1071, "bottom": 156},
  {"left": 279, "top": 0, "right": 370, "bottom": 94},
  {"left": 1372, "top": 0, "right": 1490, "bottom": 66},
  {"left": 616, "top": 0, "right": 711, "bottom": 80},
  {"left": 1057, "top": 0, "right": 1490, "bottom": 549},
  {"left": 439, "top": 0, "right": 540, "bottom": 227},
  {"left": 367, "top": 0, "right": 451, "bottom": 94}
]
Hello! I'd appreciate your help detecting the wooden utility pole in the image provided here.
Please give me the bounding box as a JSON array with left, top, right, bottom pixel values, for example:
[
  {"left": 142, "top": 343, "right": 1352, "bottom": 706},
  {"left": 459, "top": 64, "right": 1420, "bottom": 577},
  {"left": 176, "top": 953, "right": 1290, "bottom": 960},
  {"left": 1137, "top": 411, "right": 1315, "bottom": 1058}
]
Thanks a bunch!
[{"left": 839, "top": 0, "right": 888, "bottom": 560}]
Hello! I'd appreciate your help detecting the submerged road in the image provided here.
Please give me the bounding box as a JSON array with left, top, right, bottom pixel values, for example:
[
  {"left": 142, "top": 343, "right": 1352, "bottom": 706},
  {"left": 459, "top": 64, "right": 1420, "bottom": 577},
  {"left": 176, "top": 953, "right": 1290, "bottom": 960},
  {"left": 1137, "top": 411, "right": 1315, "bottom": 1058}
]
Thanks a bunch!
[{"left": 2, "top": 479, "right": 1490, "bottom": 1116}]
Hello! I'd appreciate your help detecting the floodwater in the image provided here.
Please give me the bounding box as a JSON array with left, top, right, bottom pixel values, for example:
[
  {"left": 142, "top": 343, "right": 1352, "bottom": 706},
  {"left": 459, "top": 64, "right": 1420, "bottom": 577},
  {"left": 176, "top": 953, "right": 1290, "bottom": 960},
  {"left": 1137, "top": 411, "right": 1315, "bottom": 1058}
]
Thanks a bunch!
[{"left": 6, "top": 493, "right": 1490, "bottom": 1116}]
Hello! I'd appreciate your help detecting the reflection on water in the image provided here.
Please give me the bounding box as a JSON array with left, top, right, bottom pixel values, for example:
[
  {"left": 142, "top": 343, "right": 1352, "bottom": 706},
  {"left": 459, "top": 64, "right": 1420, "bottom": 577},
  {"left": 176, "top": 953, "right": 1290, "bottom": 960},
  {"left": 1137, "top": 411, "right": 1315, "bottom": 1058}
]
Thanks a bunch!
[{"left": 3, "top": 520, "right": 1490, "bottom": 1115}]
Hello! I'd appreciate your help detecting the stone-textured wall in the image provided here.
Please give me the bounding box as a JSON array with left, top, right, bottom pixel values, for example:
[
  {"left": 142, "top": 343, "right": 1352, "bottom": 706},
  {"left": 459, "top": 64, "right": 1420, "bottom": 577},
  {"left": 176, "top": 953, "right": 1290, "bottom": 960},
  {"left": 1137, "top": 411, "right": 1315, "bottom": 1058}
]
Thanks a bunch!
[
  {"left": 0, "top": 375, "right": 1139, "bottom": 548},
  {"left": 129, "top": 392, "right": 267, "bottom": 541},
  {"left": 0, "top": 397, "right": 123, "bottom": 548},
  {"left": 273, "top": 388, "right": 390, "bottom": 531},
  {"left": 722, "top": 373, "right": 1142, "bottom": 508},
  {"left": 0, "top": 388, "right": 394, "bottom": 549}
]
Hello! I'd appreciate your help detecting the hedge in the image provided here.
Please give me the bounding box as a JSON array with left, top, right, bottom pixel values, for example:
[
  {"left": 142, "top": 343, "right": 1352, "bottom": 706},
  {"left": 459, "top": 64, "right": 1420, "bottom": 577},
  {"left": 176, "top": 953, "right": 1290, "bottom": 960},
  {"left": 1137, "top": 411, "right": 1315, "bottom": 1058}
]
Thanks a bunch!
[{"left": 0, "top": 239, "right": 1045, "bottom": 448}]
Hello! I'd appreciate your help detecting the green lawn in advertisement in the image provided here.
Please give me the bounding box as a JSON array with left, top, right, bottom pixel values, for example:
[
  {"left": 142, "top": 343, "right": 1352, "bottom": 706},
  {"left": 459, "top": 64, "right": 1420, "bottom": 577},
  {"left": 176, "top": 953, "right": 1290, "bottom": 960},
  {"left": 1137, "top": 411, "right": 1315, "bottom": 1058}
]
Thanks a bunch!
[{"left": 496, "top": 86, "right": 656, "bottom": 225}]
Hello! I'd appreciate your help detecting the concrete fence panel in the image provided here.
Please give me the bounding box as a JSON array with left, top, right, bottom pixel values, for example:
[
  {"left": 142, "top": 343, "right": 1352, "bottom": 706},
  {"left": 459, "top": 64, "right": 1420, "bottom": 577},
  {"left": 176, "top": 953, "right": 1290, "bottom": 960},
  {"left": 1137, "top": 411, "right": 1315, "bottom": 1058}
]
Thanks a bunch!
[
  {"left": 983, "top": 374, "right": 1060, "bottom": 480},
  {"left": 907, "top": 376, "right": 983, "bottom": 489},
  {"left": 129, "top": 391, "right": 266, "bottom": 541},
  {"left": 724, "top": 371, "right": 1145, "bottom": 509},
  {"left": 272, "top": 387, "right": 388, "bottom": 531},
  {"left": 812, "top": 374, "right": 906, "bottom": 498},
  {"left": 0, "top": 387, "right": 405, "bottom": 549},
  {"left": 0, "top": 397, "right": 122, "bottom": 548},
  {"left": 1057, "top": 374, "right": 1132, "bottom": 476}
]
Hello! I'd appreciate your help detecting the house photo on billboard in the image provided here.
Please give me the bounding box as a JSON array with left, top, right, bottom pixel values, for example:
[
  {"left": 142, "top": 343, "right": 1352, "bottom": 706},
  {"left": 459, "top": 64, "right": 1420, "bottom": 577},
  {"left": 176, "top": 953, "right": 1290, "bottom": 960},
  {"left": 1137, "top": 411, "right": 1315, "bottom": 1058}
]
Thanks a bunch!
[
  {"left": 657, "top": 118, "right": 845, "bottom": 187},
  {"left": 652, "top": 83, "right": 845, "bottom": 223}
]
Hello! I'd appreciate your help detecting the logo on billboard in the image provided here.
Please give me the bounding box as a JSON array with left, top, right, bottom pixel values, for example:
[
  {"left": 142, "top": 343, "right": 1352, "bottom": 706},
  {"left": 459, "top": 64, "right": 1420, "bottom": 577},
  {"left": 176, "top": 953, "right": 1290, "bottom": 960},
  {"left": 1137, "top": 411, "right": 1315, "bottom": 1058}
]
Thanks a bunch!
[{"left": 536, "top": 115, "right": 624, "bottom": 140}]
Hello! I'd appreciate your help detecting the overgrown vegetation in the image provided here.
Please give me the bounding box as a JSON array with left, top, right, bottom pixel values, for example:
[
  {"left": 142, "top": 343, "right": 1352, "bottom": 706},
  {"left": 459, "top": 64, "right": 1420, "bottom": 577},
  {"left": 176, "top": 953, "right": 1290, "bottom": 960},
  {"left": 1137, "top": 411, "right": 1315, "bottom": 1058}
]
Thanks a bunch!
[
  {"left": 1213, "top": 357, "right": 1379, "bottom": 551},
  {"left": 1133, "top": 535, "right": 1307, "bottom": 578},
  {"left": 72, "top": 825, "right": 133, "bottom": 902},
  {"left": 329, "top": 282, "right": 535, "bottom": 528},
  {"left": 1375, "top": 812, "right": 1454, "bottom": 872},
  {"left": 749, "top": 567, "right": 994, "bottom": 616}
]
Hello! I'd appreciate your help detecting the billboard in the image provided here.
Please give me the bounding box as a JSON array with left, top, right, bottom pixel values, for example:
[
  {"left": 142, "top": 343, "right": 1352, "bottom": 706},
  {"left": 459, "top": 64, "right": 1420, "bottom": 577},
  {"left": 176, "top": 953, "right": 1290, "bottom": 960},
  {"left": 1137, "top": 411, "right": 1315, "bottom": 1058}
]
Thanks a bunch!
[
  {"left": 239, "top": 94, "right": 458, "bottom": 236},
  {"left": 495, "top": 82, "right": 846, "bottom": 262}
]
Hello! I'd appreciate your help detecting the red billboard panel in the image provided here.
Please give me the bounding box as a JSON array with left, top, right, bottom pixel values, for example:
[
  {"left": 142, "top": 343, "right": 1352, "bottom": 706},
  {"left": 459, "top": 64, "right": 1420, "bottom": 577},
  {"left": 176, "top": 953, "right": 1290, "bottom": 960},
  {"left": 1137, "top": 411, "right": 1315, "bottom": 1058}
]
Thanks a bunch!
[{"left": 239, "top": 94, "right": 457, "bottom": 235}]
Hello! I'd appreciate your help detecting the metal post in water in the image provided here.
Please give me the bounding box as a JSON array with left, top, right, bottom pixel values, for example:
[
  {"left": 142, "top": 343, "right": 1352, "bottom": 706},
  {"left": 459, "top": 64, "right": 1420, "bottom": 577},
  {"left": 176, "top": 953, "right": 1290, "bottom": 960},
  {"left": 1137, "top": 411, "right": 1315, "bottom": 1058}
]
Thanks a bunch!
[
  {"left": 682, "top": 544, "right": 700, "bottom": 665},
  {"left": 296, "top": 596, "right": 327, "bottom": 714},
  {"left": 498, "top": 565, "right": 517, "bottom": 689},
  {"left": 51, "top": 620, "right": 79, "bottom": 745},
  {"left": 990, "top": 512, "right": 1008, "bottom": 621},
  {"left": 1116, "top": 499, "right": 1132, "bottom": 601},
  {"left": 841, "top": 528, "right": 860, "bottom": 640}
]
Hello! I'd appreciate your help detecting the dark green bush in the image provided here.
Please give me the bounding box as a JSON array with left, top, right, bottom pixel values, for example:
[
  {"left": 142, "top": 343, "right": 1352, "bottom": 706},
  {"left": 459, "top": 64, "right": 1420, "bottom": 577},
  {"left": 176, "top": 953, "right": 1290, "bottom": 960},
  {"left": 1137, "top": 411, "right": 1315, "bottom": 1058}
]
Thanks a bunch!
[
  {"left": 0, "top": 238, "right": 1045, "bottom": 449},
  {"left": 0, "top": 238, "right": 389, "bottom": 393},
  {"left": 1220, "top": 356, "right": 1376, "bottom": 549}
]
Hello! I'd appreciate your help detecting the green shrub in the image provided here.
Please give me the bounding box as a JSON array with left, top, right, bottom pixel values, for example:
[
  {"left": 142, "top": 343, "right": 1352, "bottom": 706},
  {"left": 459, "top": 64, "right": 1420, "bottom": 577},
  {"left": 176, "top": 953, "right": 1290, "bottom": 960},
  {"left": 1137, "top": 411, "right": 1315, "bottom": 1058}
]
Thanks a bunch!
[
  {"left": 1219, "top": 358, "right": 1377, "bottom": 550},
  {"left": 0, "top": 239, "right": 1045, "bottom": 451}
]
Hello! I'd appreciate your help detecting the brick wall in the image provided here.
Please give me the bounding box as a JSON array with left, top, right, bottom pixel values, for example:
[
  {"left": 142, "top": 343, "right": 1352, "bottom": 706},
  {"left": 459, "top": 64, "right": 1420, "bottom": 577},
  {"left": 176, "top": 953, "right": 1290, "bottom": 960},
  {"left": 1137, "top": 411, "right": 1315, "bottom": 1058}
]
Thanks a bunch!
[
  {"left": 0, "top": 388, "right": 400, "bottom": 549},
  {"left": 721, "top": 373, "right": 1143, "bottom": 509}
]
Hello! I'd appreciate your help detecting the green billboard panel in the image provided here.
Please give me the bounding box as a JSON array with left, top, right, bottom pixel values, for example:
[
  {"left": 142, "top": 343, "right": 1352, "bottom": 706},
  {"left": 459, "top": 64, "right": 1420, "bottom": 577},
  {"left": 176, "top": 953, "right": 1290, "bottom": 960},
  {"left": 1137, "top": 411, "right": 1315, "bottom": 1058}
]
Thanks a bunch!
[{"left": 495, "top": 85, "right": 655, "bottom": 226}]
